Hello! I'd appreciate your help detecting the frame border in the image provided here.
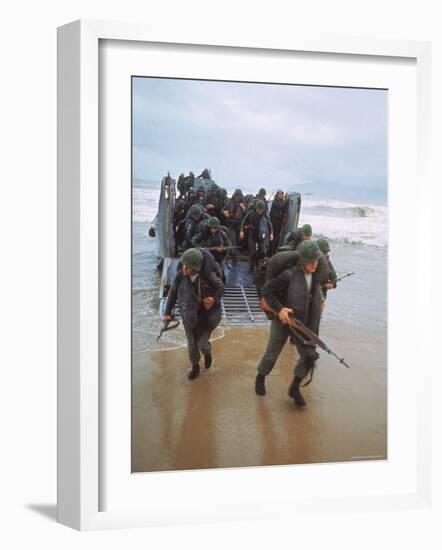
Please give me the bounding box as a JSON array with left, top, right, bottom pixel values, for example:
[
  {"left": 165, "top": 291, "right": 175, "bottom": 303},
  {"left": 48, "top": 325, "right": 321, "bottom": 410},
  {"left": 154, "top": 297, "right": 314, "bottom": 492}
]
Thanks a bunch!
[{"left": 57, "top": 19, "right": 432, "bottom": 530}]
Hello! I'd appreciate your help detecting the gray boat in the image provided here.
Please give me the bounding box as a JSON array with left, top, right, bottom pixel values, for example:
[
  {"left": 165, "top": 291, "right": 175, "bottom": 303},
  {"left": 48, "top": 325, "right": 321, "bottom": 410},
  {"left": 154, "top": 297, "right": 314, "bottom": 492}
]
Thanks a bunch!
[{"left": 148, "top": 173, "right": 302, "bottom": 326}]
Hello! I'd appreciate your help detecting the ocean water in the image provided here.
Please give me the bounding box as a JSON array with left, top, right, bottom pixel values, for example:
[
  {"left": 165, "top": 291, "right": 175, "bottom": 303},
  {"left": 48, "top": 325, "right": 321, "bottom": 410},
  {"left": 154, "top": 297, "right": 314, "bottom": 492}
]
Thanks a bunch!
[{"left": 132, "top": 178, "right": 387, "bottom": 354}]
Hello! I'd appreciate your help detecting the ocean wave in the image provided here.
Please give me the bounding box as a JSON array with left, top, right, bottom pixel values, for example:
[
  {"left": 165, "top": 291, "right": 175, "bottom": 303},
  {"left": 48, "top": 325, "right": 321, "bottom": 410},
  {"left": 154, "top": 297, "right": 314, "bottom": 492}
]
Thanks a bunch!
[
  {"left": 132, "top": 180, "right": 388, "bottom": 248},
  {"left": 300, "top": 198, "right": 387, "bottom": 248},
  {"left": 302, "top": 205, "right": 377, "bottom": 218}
]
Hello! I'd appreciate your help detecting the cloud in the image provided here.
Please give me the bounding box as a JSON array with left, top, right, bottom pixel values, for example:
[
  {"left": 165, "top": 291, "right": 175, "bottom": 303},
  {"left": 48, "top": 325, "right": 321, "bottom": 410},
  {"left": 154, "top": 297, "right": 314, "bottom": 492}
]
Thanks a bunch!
[{"left": 132, "top": 77, "right": 387, "bottom": 200}]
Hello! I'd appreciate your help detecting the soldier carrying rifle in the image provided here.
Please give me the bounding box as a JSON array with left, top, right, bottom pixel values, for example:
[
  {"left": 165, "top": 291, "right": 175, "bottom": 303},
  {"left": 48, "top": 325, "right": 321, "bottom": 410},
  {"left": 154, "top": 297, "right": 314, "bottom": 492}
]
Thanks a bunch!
[{"left": 255, "top": 240, "right": 326, "bottom": 406}]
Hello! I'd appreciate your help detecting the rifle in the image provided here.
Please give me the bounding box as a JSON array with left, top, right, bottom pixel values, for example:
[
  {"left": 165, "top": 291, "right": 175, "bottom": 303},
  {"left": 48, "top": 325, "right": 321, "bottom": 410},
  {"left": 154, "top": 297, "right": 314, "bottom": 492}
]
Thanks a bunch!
[
  {"left": 259, "top": 297, "right": 350, "bottom": 369},
  {"left": 157, "top": 318, "right": 180, "bottom": 341},
  {"left": 335, "top": 272, "right": 355, "bottom": 283}
]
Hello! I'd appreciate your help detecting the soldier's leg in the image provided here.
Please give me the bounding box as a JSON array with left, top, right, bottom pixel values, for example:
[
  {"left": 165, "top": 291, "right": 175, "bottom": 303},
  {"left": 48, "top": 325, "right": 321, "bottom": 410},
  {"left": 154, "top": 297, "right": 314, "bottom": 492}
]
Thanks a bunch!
[
  {"left": 255, "top": 319, "right": 290, "bottom": 395},
  {"left": 183, "top": 324, "right": 201, "bottom": 380},
  {"left": 288, "top": 343, "right": 319, "bottom": 406},
  {"left": 196, "top": 306, "right": 222, "bottom": 369},
  {"left": 227, "top": 227, "right": 238, "bottom": 259},
  {"left": 248, "top": 233, "right": 257, "bottom": 271}
]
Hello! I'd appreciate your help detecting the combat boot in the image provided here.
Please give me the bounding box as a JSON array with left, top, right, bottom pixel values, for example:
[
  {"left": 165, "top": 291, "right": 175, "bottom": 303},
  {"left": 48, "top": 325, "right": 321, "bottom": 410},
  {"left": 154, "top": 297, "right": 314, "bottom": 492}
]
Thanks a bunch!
[
  {"left": 288, "top": 376, "right": 306, "bottom": 407},
  {"left": 255, "top": 373, "right": 266, "bottom": 396},
  {"left": 188, "top": 364, "right": 200, "bottom": 380},
  {"left": 204, "top": 352, "right": 212, "bottom": 369}
]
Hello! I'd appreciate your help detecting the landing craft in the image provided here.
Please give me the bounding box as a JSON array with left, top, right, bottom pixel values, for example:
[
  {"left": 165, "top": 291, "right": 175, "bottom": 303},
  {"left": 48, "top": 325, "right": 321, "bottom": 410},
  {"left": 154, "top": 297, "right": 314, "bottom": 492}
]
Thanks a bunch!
[{"left": 148, "top": 173, "right": 302, "bottom": 326}]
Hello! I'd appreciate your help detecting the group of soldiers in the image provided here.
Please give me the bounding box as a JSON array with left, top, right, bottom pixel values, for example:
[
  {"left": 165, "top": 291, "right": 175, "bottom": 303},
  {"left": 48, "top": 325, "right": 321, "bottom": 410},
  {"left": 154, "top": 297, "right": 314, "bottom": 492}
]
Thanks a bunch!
[
  {"left": 173, "top": 170, "right": 292, "bottom": 274},
  {"left": 163, "top": 208, "right": 339, "bottom": 406}
]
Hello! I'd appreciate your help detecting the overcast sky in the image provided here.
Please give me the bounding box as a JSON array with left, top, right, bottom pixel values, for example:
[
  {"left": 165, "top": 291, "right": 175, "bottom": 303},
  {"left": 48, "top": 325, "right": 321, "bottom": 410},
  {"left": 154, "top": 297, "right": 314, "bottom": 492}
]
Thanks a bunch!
[{"left": 133, "top": 77, "right": 387, "bottom": 203}]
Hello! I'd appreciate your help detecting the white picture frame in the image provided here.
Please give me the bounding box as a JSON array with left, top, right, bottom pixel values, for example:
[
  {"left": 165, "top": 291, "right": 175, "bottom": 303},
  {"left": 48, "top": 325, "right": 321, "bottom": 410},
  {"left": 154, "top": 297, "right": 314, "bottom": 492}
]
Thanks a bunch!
[{"left": 57, "top": 19, "right": 432, "bottom": 531}]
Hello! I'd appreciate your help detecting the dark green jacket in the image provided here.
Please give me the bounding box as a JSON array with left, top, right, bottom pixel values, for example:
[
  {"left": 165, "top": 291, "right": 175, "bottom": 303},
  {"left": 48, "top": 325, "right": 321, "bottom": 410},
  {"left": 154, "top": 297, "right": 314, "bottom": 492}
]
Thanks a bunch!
[
  {"left": 164, "top": 270, "right": 224, "bottom": 329},
  {"left": 261, "top": 265, "right": 322, "bottom": 333}
]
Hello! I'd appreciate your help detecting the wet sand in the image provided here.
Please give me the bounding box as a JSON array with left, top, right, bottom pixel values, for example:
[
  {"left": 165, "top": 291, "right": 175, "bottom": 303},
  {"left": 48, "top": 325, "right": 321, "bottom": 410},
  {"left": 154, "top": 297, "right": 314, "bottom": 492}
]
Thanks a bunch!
[{"left": 132, "top": 324, "right": 387, "bottom": 472}]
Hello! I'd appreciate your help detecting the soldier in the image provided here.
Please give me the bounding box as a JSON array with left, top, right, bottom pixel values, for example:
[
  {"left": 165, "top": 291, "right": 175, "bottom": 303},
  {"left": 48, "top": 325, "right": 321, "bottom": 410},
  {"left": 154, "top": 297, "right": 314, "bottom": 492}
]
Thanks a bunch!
[
  {"left": 248, "top": 187, "right": 269, "bottom": 212},
  {"left": 225, "top": 189, "right": 246, "bottom": 248},
  {"left": 240, "top": 200, "right": 273, "bottom": 273},
  {"left": 316, "top": 238, "right": 337, "bottom": 300},
  {"left": 255, "top": 240, "right": 323, "bottom": 407},
  {"left": 198, "top": 168, "right": 211, "bottom": 180},
  {"left": 177, "top": 173, "right": 187, "bottom": 198},
  {"left": 192, "top": 216, "right": 232, "bottom": 267},
  {"left": 183, "top": 187, "right": 199, "bottom": 212},
  {"left": 183, "top": 205, "right": 208, "bottom": 249},
  {"left": 282, "top": 223, "right": 312, "bottom": 251},
  {"left": 186, "top": 171, "right": 195, "bottom": 190},
  {"left": 195, "top": 185, "right": 206, "bottom": 207},
  {"left": 163, "top": 248, "right": 224, "bottom": 380},
  {"left": 218, "top": 188, "right": 229, "bottom": 210},
  {"left": 204, "top": 182, "right": 222, "bottom": 217},
  {"left": 269, "top": 189, "right": 289, "bottom": 253}
]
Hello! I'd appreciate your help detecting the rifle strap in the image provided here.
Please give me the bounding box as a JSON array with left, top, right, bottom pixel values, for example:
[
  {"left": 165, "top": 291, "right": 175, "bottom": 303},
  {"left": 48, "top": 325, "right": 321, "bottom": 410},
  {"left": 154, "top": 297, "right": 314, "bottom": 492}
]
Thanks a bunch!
[{"left": 301, "top": 364, "right": 316, "bottom": 387}]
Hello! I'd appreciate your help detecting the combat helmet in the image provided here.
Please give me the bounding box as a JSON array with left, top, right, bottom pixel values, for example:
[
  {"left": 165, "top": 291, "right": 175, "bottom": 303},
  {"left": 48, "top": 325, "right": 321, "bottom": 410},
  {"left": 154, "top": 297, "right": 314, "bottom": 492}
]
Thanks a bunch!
[
  {"left": 255, "top": 200, "right": 266, "bottom": 210},
  {"left": 189, "top": 205, "right": 203, "bottom": 218},
  {"left": 301, "top": 224, "right": 313, "bottom": 237},
  {"left": 181, "top": 248, "right": 203, "bottom": 272},
  {"left": 297, "top": 240, "right": 322, "bottom": 264},
  {"left": 208, "top": 216, "right": 220, "bottom": 229},
  {"left": 258, "top": 188, "right": 266, "bottom": 195},
  {"left": 316, "top": 238, "right": 330, "bottom": 254}
]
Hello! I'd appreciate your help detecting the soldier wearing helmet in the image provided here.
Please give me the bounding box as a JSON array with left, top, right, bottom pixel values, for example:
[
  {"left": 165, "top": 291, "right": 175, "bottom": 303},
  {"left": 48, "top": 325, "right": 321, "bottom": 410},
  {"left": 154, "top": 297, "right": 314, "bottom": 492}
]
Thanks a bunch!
[
  {"left": 255, "top": 240, "right": 323, "bottom": 407},
  {"left": 316, "top": 238, "right": 338, "bottom": 300},
  {"left": 183, "top": 205, "right": 209, "bottom": 249},
  {"left": 240, "top": 200, "right": 274, "bottom": 273},
  {"left": 269, "top": 189, "right": 289, "bottom": 254},
  {"left": 191, "top": 216, "right": 232, "bottom": 267},
  {"left": 163, "top": 248, "right": 224, "bottom": 380},
  {"left": 281, "top": 223, "right": 312, "bottom": 251}
]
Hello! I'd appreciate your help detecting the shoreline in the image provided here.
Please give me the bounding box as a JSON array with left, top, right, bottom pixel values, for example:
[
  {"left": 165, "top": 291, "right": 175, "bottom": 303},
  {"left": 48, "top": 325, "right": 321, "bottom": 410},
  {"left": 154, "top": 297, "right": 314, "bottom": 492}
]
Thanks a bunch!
[{"left": 132, "top": 325, "right": 387, "bottom": 473}]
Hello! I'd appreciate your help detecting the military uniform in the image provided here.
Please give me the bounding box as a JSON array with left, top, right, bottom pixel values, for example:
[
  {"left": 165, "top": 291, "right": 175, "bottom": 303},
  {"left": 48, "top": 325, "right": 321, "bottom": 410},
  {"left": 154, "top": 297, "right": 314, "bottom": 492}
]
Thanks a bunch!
[
  {"left": 183, "top": 206, "right": 209, "bottom": 249},
  {"left": 269, "top": 192, "right": 288, "bottom": 253},
  {"left": 191, "top": 226, "right": 232, "bottom": 266},
  {"left": 255, "top": 240, "right": 323, "bottom": 405},
  {"left": 225, "top": 191, "right": 246, "bottom": 250},
  {"left": 282, "top": 224, "right": 312, "bottom": 251},
  {"left": 316, "top": 238, "right": 337, "bottom": 300},
  {"left": 240, "top": 204, "right": 273, "bottom": 270},
  {"left": 164, "top": 249, "right": 224, "bottom": 374},
  {"left": 257, "top": 265, "right": 322, "bottom": 379}
]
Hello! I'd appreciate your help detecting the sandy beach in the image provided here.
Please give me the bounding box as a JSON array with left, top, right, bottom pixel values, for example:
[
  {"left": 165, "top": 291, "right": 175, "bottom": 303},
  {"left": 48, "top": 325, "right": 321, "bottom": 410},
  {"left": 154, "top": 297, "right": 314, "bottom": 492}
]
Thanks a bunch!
[{"left": 132, "top": 323, "right": 387, "bottom": 472}]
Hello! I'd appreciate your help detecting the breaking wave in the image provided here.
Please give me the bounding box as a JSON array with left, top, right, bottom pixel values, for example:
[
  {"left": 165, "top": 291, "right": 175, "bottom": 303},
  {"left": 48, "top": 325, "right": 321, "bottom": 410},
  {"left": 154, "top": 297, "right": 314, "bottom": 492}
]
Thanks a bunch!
[
  {"left": 299, "top": 198, "right": 387, "bottom": 248},
  {"left": 132, "top": 179, "right": 388, "bottom": 248}
]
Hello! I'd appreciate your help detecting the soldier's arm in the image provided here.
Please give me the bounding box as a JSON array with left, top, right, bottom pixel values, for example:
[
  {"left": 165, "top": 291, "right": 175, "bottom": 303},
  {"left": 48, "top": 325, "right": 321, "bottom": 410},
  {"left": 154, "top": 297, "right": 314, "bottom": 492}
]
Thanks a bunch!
[
  {"left": 283, "top": 231, "right": 293, "bottom": 245},
  {"left": 241, "top": 211, "right": 252, "bottom": 231},
  {"left": 328, "top": 259, "right": 338, "bottom": 287},
  {"left": 220, "top": 230, "right": 232, "bottom": 247},
  {"left": 184, "top": 220, "right": 194, "bottom": 243},
  {"left": 191, "top": 232, "right": 204, "bottom": 248},
  {"left": 261, "top": 269, "right": 291, "bottom": 313},
  {"left": 164, "top": 273, "right": 181, "bottom": 315},
  {"left": 207, "top": 271, "right": 225, "bottom": 305}
]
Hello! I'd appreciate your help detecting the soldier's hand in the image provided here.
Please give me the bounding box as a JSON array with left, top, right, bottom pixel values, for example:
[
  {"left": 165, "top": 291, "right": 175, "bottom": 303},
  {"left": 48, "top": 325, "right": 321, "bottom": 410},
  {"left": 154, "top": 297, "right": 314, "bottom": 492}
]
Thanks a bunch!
[
  {"left": 324, "top": 281, "right": 334, "bottom": 290},
  {"left": 203, "top": 297, "right": 215, "bottom": 309},
  {"left": 240, "top": 231, "right": 245, "bottom": 240},
  {"left": 215, "top": 247, "right": 224, "bottom": 252},
  {"left": 239, "top": 203, "right": 245, "bottom": 210},
  {"left": 278, "top": 307, "right": 294, "bottom": 325},
  {"left": 162, "top": 314, "right": 172, "bottom": 321},
  {"left": 269, "top": 233, "right": 274, "bottom": 241}
]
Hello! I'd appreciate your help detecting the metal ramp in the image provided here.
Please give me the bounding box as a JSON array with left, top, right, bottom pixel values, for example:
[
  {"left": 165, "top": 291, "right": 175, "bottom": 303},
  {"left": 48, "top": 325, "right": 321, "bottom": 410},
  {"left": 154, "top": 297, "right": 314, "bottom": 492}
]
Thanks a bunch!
[
  {"left": 221, "top": 285, "right": 268, "bottom": 325},
  {"left": 160, "top": 286, "right": 269, "bottom": 326}
]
